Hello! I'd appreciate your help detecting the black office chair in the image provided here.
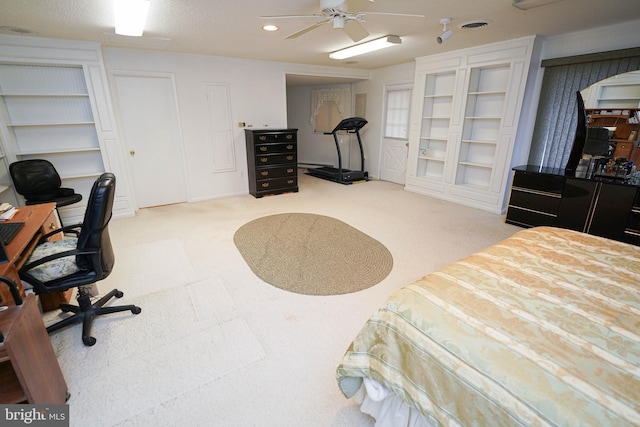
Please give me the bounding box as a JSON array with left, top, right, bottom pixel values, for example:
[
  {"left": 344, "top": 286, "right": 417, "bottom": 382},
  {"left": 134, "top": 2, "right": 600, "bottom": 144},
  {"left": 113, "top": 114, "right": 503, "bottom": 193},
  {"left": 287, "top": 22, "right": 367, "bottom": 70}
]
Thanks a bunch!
[
  {"left": 9, "top": 159, "right": 83, "bottom": 225},
  {"left": 19, "top": 173, "right": 141, "bottom": 346}
]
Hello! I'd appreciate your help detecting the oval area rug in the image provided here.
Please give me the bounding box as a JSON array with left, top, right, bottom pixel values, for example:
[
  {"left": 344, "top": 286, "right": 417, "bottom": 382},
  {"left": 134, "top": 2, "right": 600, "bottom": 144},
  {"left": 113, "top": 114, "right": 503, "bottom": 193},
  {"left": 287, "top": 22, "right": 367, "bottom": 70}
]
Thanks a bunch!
[{"left": 233, "top": 213, "right": 393, "bottom": 295}]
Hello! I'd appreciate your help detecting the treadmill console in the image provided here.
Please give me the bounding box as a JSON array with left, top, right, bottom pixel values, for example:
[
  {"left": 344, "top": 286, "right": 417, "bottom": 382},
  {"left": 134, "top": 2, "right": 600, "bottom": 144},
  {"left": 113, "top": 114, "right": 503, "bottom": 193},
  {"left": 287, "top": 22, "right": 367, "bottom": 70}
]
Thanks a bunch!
[{"left": 327, "top": 117, "right": 368, "bottom": 134}]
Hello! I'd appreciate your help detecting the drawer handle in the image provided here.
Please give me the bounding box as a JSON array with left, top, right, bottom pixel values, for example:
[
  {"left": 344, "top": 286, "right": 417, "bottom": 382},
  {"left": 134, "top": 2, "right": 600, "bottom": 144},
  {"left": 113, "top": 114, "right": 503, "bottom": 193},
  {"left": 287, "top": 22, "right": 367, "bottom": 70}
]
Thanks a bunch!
[
  {"left": 259, "top": 146, "right": 268, "bottom": 152},
  {"left": 286, "top": 135, "right": 293, "bottom": 140},
  {"left": 259, "top": 136, "right": 266, "bottom": 141},
  {"left": 261, "top": 171, "right": 269, "bottom": 176},
  {"left": 287, "top": 180, "right": 294, "bottom": 184},
  {"left": 287, "top": 168, "right": 294, "bottom": 173},
  {"left": 260, "top": 157, "right": 268, "bottom": 163},
  {"left": 286, "top": 145, "right": 293, "bottom": 150},
  {"left": 286, "top": 156, "right": 293, "bottom": 161},
  {"left": 261, "top": 183, "right": 270, "bottom": 188}
]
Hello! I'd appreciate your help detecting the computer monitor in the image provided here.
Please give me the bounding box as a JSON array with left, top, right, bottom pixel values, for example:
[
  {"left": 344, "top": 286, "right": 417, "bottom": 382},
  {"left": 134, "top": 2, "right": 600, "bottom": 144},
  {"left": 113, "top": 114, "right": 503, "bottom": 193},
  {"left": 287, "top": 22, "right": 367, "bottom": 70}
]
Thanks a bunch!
[{"left": 582, "top": 126, "right": 611, "bottom": 156}]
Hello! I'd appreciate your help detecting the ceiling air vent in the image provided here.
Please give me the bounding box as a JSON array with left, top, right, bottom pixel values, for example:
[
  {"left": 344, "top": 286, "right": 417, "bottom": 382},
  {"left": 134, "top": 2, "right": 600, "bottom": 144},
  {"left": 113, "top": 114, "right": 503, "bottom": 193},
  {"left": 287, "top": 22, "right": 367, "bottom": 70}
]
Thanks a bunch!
[
  {"left": 460, "top": 20, "right": 492, "bottom": 30},
  {"left": 0, "top": 26, "right": 37, "bottom": 35}
]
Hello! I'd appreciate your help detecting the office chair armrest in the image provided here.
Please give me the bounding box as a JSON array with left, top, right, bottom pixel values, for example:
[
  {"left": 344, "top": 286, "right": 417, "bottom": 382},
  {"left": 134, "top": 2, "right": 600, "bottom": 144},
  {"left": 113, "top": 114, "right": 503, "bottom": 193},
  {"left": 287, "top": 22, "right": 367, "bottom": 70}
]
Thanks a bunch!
[
  {"left": 58, "top": 187, "right": 75, "bottom": 197},
  {"left": 20, "top": 247, "right": 100, "bottom": 273},
  {"left": 38, "top": 223, "right": 82, "bottom": 243},
  {"left": 0, "top": 275, "right": 23, "bottom": 305}
]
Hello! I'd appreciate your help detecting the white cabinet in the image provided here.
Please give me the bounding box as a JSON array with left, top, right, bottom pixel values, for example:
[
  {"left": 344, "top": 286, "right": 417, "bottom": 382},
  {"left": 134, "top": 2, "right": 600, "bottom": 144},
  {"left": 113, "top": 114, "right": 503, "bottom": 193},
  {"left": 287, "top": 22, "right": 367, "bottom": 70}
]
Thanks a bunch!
[{"left": 406, "top": 37, "right": 535, "bottom": 213}]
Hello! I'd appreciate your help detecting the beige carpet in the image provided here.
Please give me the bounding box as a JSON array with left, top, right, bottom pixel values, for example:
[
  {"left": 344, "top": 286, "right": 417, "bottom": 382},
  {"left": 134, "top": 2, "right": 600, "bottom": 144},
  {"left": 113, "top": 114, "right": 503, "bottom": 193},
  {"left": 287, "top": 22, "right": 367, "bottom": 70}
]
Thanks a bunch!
[{"left": 233, "top": 213, "right": 393, "bottom": 295}]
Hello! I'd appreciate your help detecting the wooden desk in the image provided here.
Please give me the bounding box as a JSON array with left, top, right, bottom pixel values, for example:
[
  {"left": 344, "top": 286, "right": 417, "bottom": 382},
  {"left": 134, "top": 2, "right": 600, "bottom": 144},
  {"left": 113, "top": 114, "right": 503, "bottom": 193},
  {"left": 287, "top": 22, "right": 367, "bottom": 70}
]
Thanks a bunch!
[
  {"left": 0, "top": 203, "right": 66, "bottom": 309},
  {"left": 0, "top": 294, "right": 68, "bottom": 403}
]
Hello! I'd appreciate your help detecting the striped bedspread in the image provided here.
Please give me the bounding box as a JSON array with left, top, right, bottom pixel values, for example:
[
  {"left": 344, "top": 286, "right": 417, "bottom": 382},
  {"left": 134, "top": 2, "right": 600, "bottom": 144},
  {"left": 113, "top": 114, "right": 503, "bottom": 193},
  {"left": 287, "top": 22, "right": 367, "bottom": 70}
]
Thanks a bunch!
[{"left": 337, "top": 227, "right": 640, "bottom": 426}]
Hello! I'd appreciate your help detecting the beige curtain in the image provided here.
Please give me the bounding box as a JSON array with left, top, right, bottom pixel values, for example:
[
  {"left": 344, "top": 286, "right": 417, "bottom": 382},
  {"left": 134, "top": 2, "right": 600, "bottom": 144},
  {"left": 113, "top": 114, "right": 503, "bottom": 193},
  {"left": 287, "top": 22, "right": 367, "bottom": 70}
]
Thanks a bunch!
[
  {"left": 310, "top": 88, "right": 351, "bottom": 128},
  {"left": 528, "top": 50, "right": 640, "bottom": 168}
]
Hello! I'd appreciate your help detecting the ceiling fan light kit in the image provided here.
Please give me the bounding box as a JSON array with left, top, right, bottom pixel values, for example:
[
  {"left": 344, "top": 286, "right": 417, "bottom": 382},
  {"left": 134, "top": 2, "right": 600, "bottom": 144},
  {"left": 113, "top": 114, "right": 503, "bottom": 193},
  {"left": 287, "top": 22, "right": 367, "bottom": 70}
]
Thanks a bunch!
[
  {"left": 329, "top": 35, "right": 401, "bottom": 60},
  {"left": 114, "top": 0, "right": 150, "bottom": 36}
]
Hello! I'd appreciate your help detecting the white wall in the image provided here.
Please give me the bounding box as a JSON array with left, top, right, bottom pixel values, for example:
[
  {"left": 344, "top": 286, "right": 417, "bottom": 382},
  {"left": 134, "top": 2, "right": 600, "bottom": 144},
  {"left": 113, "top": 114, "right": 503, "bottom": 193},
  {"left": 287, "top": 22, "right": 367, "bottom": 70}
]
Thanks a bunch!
[{"left": 102, "top": 48, "right": 369, "bottom": 202}]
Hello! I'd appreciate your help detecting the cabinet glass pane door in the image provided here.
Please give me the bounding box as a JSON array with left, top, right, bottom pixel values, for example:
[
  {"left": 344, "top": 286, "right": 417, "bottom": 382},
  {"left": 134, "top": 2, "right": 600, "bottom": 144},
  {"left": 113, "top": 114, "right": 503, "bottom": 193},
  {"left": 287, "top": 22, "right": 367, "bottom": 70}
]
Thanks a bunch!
[
  {"left": 457, "top": 65, "right": 508, "bottom": 189},
  {"left": 417, "top": 72, "right": 455, "bottom": 180}
]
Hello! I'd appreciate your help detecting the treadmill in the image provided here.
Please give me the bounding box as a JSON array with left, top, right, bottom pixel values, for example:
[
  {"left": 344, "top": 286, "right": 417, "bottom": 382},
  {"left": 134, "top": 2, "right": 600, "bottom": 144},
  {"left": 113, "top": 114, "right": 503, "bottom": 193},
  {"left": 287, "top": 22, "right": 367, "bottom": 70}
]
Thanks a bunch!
[{"left": 306, "top": 117, "right": 369, "bottom": 184}]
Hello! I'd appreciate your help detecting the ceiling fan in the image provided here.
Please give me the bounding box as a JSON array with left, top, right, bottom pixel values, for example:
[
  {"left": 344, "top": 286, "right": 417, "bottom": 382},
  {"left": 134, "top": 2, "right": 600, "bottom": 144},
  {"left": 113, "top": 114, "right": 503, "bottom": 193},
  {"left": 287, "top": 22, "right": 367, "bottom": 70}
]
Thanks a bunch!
[{"left": 260, "top": 0, "right": 425, "bottom": 42}]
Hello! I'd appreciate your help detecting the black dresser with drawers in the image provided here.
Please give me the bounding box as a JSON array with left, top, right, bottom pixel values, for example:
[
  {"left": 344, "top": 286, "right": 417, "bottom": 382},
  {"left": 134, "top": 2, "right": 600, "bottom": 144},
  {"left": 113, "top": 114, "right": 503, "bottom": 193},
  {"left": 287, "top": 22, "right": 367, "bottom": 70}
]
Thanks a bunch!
[
  {"left": 244, "top": 128, "right": 298, "bottom": 198},
  {"left": 506, "top": 165, "right": 640, "bottom": 246}
]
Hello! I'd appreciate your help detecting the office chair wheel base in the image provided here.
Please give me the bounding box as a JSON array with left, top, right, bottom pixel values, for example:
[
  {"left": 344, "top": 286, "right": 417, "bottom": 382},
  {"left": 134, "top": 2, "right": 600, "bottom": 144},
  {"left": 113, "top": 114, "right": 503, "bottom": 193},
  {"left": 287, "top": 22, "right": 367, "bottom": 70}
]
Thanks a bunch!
[
  {"left": 83, "top": 336, "right": 97, "bottom": 346},
  {"left": 115, "top": 290, "right": 124, "bottom": 298},
  {"left": 132, "top": 306, "right": 142, "bottom": 314}
]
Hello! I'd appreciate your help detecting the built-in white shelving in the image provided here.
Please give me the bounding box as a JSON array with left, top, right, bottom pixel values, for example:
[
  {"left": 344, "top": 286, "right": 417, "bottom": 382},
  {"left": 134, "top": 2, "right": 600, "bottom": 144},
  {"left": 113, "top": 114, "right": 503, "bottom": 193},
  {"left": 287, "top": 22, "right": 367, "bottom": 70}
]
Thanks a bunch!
[
  {"left": 0, "top": 63, "right": 106, "bottom": 222},
  {"left": 416, "top": 71, "right": 456, "bottom": 182},
  {"left": 406, "top": 36, "right": 535, "bottom": 213}
]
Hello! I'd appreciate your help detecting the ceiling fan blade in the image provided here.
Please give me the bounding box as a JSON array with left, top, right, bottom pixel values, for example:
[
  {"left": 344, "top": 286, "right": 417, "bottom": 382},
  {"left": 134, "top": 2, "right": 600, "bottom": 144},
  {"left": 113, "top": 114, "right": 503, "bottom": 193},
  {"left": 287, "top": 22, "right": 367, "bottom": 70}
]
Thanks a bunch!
[
  {"left": 285, "top": 20, "right": 331, "bottom": 39},
  {"left": 342, "top": 20, "right": 369, "bottom": 42},
  {"left": 260, "top": 14, "right": 324, "bottom": 19},
  {"left": 363, "top": 12, "right": 425, "bottom": 18}
]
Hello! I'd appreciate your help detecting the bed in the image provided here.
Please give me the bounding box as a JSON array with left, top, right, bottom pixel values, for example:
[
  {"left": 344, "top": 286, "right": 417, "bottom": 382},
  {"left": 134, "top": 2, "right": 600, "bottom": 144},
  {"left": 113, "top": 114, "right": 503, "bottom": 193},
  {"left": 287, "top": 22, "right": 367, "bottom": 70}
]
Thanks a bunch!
[{"left": 336, "top": 226, "right": 640, "bottom": 427}]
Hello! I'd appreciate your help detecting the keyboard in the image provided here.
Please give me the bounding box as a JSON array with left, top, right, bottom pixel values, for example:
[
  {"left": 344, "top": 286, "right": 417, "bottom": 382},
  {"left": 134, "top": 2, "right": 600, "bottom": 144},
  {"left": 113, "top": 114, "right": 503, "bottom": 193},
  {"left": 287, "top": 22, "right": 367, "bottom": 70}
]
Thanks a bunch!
[{"left": 0, "top": 222, "right": 24, "bottom": 245}]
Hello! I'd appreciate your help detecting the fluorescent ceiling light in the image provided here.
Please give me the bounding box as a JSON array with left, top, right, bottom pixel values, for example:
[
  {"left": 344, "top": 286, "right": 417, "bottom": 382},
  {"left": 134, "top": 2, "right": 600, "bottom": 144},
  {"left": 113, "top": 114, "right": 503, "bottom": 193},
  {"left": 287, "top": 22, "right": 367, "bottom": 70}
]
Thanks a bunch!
[
  {"left": 512, "top": 0, "right": 563, "bottom": 10},
  {"left": 114, "top": 0, "right": 151, "bottom": 36},
  {"left": 330, "top": 35, "right": 401, "bottom": 60}
]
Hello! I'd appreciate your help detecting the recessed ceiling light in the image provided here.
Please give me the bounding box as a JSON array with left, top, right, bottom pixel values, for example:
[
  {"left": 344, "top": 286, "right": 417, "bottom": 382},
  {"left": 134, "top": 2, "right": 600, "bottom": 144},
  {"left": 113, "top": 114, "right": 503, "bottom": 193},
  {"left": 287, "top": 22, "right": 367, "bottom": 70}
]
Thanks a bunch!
[{"left": 262, "top": 25, "right": 279, "bottom": 32}]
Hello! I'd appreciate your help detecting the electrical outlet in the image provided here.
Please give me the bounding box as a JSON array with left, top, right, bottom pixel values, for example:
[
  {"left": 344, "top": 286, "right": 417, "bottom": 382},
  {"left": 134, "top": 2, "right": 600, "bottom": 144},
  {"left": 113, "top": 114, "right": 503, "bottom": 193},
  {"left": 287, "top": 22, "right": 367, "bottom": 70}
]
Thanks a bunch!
[{"left": 238, "top": 122, "right": 246, "bottom": 127}]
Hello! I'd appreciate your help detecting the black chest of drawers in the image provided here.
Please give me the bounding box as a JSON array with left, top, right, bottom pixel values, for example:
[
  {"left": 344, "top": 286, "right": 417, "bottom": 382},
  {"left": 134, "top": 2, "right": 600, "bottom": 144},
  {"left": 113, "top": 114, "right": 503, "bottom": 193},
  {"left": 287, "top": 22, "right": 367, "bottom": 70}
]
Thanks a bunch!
[
  {"left": 506, "top": 165, "right": 640, "bottom": 246},
  {"left": 244, "top": 129, "right": 298, "bottom": 198}
]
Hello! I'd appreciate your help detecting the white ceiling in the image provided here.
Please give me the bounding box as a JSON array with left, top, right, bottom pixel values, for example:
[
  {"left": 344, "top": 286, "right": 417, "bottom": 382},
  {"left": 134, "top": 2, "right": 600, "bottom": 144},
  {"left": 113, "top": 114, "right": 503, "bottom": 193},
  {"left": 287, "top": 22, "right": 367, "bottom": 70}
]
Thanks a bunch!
[{"left": 2, "top": 0, "right": 640, "bottom": 74}]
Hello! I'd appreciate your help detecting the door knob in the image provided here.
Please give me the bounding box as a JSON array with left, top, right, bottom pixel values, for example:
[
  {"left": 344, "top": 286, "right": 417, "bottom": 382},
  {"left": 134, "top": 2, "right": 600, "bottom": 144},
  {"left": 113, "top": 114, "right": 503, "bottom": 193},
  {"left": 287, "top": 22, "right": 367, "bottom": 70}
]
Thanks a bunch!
[{"left": 130, "top": 150, "right": 136, "bottom": 156}]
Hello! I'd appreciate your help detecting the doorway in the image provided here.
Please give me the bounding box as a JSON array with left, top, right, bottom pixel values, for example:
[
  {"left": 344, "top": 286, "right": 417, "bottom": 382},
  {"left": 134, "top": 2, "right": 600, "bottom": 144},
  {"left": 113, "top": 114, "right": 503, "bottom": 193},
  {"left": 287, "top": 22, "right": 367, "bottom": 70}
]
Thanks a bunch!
[
  {"left": 110, "top": 72, "right": 187, "bottom": 208},
  {"left": 379, "top": 83, "right": 412, "bottom": 184}
]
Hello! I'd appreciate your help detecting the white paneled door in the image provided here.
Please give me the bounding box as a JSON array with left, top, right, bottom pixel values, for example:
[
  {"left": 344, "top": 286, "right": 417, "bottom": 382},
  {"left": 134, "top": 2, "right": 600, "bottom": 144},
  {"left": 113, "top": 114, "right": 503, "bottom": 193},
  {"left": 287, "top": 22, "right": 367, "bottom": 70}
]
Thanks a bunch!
[
  {"left": 111, "top": 73, "right": 187, "bottom": 208},
  {"left": 380, "top": 138, "right": 408, "bottom": 184},
  {"left": 380, "top": 83, "right": 412, "bottom": 184}
]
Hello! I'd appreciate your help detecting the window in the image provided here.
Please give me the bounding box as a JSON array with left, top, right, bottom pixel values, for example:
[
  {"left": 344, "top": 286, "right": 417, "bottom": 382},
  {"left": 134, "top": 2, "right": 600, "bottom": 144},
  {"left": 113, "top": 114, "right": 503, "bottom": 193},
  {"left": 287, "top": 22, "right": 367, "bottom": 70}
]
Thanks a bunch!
[
  {"left": 384, "top": 85, "right": 412, "bottom": 139},
  {"left": 310, "top": 88, "right": 350, "bottom": 133}
]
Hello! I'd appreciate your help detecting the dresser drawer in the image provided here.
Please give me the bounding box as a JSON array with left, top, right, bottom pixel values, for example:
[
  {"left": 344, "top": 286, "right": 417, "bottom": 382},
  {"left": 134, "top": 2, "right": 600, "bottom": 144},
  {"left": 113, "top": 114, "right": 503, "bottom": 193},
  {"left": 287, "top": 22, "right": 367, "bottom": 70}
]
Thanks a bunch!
[
  {"left": 614, "top": 141, "right": 633, "bottom": 159},
  {"left": 505, "top": 206, "right": 557, "bottom": 228},
  {"left": 256, "top": 166, "right": 297, "bottom": 179},
  {"left": 255, "top": 153, "right": 296, "bottom": 166},
  {"left": 256, "top": 176, "right": 298, "bottom": 192},
  {"left": 509, "top": 189, "right": 561, "bottom": 214},
  {"left": 255, "top": 143, "right": 296, "bottom": 155},
  {"left": 627, "top": 209, "right": 640, "bottom": 231},
  {"left": 254, "top": 132, "right": 296, "bottom": 143},
  {"left": 512, "top": 171, "right": 564, "bottom": 194}
]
